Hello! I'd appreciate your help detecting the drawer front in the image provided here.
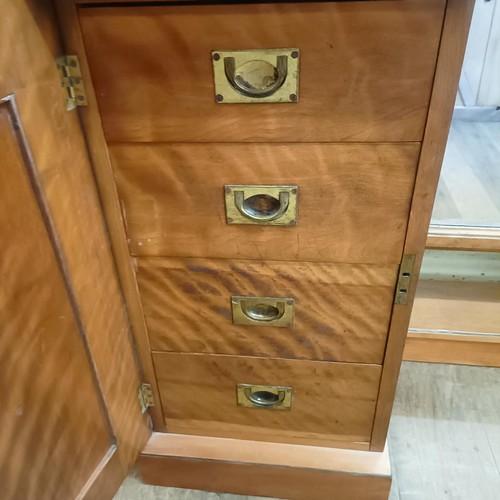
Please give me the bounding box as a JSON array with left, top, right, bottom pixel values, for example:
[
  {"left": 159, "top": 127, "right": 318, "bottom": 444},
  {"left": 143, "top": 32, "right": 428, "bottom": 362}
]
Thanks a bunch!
[
  {"left": 80, "top": 0, "right": 445, "bottom": 143},
  {"left": 139, "top": 257, "right": 397, "bottom": 364},
  {"left": 153, "top": 352, "right": 382, "bottom": 448},
  {"left": 111, "top": 143, "right": 419, "bottom": 264}
]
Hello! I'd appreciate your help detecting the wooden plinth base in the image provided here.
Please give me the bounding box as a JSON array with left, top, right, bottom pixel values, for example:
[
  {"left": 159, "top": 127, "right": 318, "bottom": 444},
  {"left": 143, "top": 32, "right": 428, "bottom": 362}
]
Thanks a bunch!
[{"left": 137, "top": 433, "right": 391, "bottom": 500}]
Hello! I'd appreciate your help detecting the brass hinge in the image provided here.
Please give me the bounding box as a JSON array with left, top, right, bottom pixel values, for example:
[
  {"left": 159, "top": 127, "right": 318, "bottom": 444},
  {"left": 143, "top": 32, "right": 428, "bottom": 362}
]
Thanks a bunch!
[
  {"left": 56, "top": 55, "right": 88, "bottom": 111},
  {"left": 138, "top": 383, "right": 155, "bottom": 414},
  {"left": 394, "top": 254, "right": 416, "bottom": 305}
]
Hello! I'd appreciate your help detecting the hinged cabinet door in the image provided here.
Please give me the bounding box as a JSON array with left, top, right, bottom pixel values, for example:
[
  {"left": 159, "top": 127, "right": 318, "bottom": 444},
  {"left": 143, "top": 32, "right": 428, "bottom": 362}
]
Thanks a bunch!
[{"left": 0, "top": 1, "right": 150, "bottom": 498}]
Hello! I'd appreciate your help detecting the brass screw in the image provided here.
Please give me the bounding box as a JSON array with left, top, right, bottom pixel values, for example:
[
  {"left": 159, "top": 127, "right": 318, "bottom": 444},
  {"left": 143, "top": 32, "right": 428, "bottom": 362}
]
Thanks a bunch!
[
  {"left": 225, "top": 187, "right": 232, "bottom": 194},
  {"left": 216, "top": 94, "right": 224, "bottom": 103},
  {"left": 227, "top": 218, "right": 233, "bottom": 223},
  {"left": 289, "top": 94, "right": 298, "bottom": 102},
  {"left": 291, "top": 188, "right": 297, "bottom": 194},
  {"left": 291, "top": 51, "right": 299, "bottom": 59},
  {"left": 213, "top": 53, "right": 221, "bottom": 61}
]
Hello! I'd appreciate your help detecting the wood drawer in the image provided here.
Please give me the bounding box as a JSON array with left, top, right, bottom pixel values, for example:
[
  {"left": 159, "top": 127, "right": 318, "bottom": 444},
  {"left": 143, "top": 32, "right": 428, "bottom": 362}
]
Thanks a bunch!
[
  {"left": 111, "top": 143, "right": 419, "bottom": 264},
  {"left": 153, "top": 352, "right": 382, "bottom": 448},
  {"left": 79, "top": 0, "right": 445, "bottom": 143},
  {"left": 139, "top": 257, "right": 397, "bottom": 364}
]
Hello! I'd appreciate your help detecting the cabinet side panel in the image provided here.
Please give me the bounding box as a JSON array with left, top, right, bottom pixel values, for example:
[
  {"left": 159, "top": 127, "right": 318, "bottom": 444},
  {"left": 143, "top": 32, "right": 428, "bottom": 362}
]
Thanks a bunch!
[
  {"left": 370, "top": 0, "right": 475, "bottom": 450},
  {"left": 0, "top": 99, "right": 112, "bottom": 500},
  {"left": 1, "top": 0, "right": 151, "bottom": 495},
  {"left": 53, "top": 0, "right": 166, "bottom": 432}
]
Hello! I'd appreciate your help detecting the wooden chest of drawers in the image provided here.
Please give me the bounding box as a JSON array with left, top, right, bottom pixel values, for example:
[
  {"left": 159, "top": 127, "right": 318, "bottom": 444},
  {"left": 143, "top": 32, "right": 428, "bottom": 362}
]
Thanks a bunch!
[
  {"left": 77, "top": 0, "right": 443, "bottom": 451},
  {"left": 50, "top": 0, "right": 473, "bottom": 495},
  {"left": 2, "top": 0, "right": 473, "bottom": 497},
  {"left": 80, "top": 0, "right": 445, "bottom": 449}
]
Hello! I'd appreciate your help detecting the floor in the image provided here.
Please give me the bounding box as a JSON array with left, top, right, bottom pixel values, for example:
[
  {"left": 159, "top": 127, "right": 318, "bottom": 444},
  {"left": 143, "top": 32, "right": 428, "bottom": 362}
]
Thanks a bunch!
[
  {"left": 114, "top": 362, "right": 500, "bottom": 500},
  {"left": 431, "top": 120, "right": 500, "bottom": 228}
]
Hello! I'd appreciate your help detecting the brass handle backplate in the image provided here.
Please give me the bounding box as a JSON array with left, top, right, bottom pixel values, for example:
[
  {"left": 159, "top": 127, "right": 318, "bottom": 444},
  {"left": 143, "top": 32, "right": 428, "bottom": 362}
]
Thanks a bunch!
[
  {"left": 231, "top": 296, "right": 294, "bottom": 328},
  {"left": 212, "top": 48, "right": 299, "bottom": 103},
  {"left": 224, "top": 185, "right": 298, "bottom": 226},
  {"left": 237, "top": 384, "right": 293, "bottom": 410}
]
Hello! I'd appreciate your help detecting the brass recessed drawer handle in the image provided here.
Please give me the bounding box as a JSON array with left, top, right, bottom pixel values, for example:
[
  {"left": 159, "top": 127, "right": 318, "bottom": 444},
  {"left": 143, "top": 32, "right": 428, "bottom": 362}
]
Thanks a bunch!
[
  {"left": 237, "top": 384, "right": 293, "bottom": 410},
  {"left": 240, "top": 299, "right": 285, "bottom": 322},
  {"left": 224, "top": 185, "right": 298, "bottom": 226},
  {"left": 224, "top": 55, "right": 288, "bottom": 98},
  {"left": 231, "top": 296, "right": 294, "bottom": 328},
  {"left": 212, "top": 49, "right": 299, "bottom": 104},
  {"left": 234, "top": 190, "right": 289, "bottom": 222}
]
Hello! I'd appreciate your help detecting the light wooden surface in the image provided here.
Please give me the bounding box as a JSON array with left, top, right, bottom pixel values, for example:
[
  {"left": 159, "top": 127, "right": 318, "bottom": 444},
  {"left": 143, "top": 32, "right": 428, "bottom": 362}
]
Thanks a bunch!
[
  {"left": 111, "top": 143, "right": 418, "bottom": 264},
  {"left": 54, "top": 0, "right": 166, "bottom": 430},
  {"left": 138, "top": 257, "right": 396, "bottom": 364},
  {"left": 142, "top": 433, "right": 390, "bottom": 475},
  {"left": 138, "top": 456, "right": 390, "bottom": 500},
  {"left": 370, "top": 0, "right": 475, "bottom": 451},
  {"left": 137, "top": 435, "right": 391, "bottom": 500},
  {"left": 409, "top": 280, "right": 500, "bottom": 335},
  {"left": 0, "top": 96, "right": 111, "bottom": 500},
  {"left": 1, "top": 0, "right": 150, "bottom": 497},
  {"left": 79, "top": 0, "right": 444, "bottom": 143},
  {"left": 152, "top": 352, "right": 381, "bottom": 448},
  {"left": 404, "top": 332, "right": 500, "bottom": 367},
  {"left": 137, "top": 434, "right": 390, "bottom": 500},
  {"left": 431, "top": 121, "right": 500, "bottom": 228}
]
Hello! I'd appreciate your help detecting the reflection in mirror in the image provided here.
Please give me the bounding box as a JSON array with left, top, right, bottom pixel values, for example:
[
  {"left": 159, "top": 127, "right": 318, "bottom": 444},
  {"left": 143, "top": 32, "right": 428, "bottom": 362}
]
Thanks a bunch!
[
  {"left": 243, "top": 194, "right": 281, "bottom": 217},
  {"left": 234, "top": 60, "right": 279, "bottom": 94},
  {"left": 431, "top": 0, "right": 500, "bottom": 230}
]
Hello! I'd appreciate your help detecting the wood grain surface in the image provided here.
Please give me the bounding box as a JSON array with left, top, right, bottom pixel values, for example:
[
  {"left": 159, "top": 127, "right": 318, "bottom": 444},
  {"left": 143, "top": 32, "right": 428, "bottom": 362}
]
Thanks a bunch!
[
  {"left": 54, "top": 0, "right": 166, "bottom": 431},
  {"left": 369, "top": 0, "right": 475, "bottom": 451},
  {"left": 152, "top": 353, "right": 381, "bottom": 448},
  {"left": 79, "top": 0, "right": 445, "bottom": 143},
  {"left": 134, "top": 435, "right": 391, "bottom": 498},
  {"left": 142, "top": 432, "right": 390, "bottom": 475},
  {"left": 0, "top": 100, "right": 112, "bottom": 500},
  {"left": 138, "top": 450, "right": 391, "bottom": 500},
  {"left": 111, "top": 143, "right": 419, "bottom": 264},
  {"left": 1, "top": 1, "right": 150, "bottom": 497},
  {"left": 138, "top": 257, "right": 397, "bottom": 364}
]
